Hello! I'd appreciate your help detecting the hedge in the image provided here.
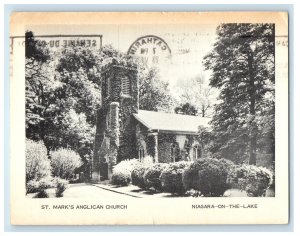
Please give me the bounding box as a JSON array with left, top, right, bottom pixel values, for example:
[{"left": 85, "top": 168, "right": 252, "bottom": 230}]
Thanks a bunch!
[
  {"left": 143, "top": 163, "right": 167, "bottom": 192},
  {"left": 111, "top": 159, "right": 140, "bottom": 186},
  {"left": 131, "top": 156, "right": 154, "bottom": 189},
  {"left": 183, "top": 158, "right": 234, "bottom": 197},
  {"left": 160, "top": 161, "right": 190, "bottom": 195},
  {"left": 228, "top": 164, "right": 273, "bottom": 197}
]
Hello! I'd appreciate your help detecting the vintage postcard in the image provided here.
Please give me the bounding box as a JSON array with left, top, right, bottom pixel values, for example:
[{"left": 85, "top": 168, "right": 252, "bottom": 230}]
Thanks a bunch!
[{"left": 10, "top": 12, "right": 288, "bottom": 225}]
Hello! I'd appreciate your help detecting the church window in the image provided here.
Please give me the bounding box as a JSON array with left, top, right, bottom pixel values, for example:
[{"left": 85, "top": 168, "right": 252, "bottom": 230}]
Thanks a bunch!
[
  {"left": 138, "top": 148, "right": 145, "bottom": 161},
  {"left": 121, "top": 76, "right": 131, "bottom": 96},
  {"left": 192, "top": 145, "right": 201, "bottom": 160},
  {"left": 171, "top": 143, "right": 177, "bottom": 162}
]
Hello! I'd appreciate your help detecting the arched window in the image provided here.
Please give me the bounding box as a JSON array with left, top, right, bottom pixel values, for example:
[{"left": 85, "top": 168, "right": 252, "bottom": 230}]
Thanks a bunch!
[{"left": 192, "top": 145, "right": 201, "bottom": 160}]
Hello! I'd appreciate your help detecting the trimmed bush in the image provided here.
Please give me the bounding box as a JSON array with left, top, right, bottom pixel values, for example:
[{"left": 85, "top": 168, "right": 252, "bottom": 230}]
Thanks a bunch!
[
  {"left": 53, "top": 177, "right": 69, "bottom": 197},
  {"left": 229, "top": 164, "right": 273, "bottom": 197},
  {"left": 111, "top": 171, "right": 131, "bottom": 186},
  {"left": 131, "top": 164, "right": 147, "bottom": 189},
  {"left": 51, "top": 148, "right": 82, "bottom": 180},
  {"left": 143, "top": 163, "right": 167, "bottom": 192},
  {"left": 183, "top": 158, "right": 234, "bottom": 197},
  {"left": 131, "top": 156, "right": 154, "bottom": 189},
  {"left": 160, "top": 161, "right": 190, "bottom": 195},
  {"left": 26, "top": 139, "right": 51, "bottom": 183},
  {"left": 111, "top": 159, "right": 140, "bottom": 186}
]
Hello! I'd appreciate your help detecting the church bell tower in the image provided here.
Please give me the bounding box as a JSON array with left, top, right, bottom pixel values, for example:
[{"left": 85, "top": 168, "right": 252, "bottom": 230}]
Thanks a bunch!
[{"left": 92, "top": 59, "right": 139, "bottom": 182}]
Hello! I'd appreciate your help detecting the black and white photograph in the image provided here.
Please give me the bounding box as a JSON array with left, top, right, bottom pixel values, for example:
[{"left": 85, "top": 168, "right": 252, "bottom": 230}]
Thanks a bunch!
[{"left": 9, "top": 12, "right": 289, "bottom": 225}]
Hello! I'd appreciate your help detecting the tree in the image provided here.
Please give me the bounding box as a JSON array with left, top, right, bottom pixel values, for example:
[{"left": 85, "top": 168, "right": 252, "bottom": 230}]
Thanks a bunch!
[
  {"left": 175, "top": 102, "right": 197, "bottom": 116},
  {"left": 138, "top": 67, "right": 174, "bottom": 112},
  {"left": 25, "top": 31, "right": 59, "bottom": 153},
  {"left": 203, "top": 23, "right": 275, "bottom": 165},
  {"left": 60, "top": 109, "right": 96, "bottom": 159},
  {"left": 175, "top": 74, "right": 217, "bottom": 117},
  {"left": 25, "top": 31, "right": 102, "bottom": 158},
  {"left": 25, "top": 31, "right": 49, "bottom": 62}
]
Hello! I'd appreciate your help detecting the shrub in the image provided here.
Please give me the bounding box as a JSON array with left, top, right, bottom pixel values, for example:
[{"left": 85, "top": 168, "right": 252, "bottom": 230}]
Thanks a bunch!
[
  {"left": 53, "top": 177, "right": 69, "bottom": 197},
  {"left": 26, "top": 179, "right": 40, "bottom": 194},
  {"left": 131, "top": 156, "right": 154, "bottom": 189},
  {"left": 27, "top": 176, "right": 54, "bottom": 195},
  {"left": 141, "top": 156, "right": 155, "bottom": 166},
  {"left": 34, "top": 177, "right": 54, "bottom": 198},
  {"left": 113, "top": 158, "right": 140, "bottom": 173},
  {"left": 26, "top": 139, "right": 51, "bottom": 183},
  {"left": 36, "top": 190, "right": 49, "bottom": 198},
  {"left": 186, "top": 189, "right": 202, "bottom": 197},
  {"left": 50, "top": 148, "right": 82, "bottom": 180},
  {"left": 111, "top": 171, "right": 131, "bottom": 186},
  {"left": 131, "top": 164, "right": 147, "bottom": 189},
  {"left": 229, "top": 164, "right": 273, "bottom": 197},
  {"left": 182, "top": 158, "right": 234, "bottom": 197},
  {"left": 143, "top": 163, "right": 167, "bottom": 192},
  {"left": 160, "top": 161, "right": 190, "bottom": 195},
  {"left": 111, "top": 159, "right": 140, "bottom": 186}
]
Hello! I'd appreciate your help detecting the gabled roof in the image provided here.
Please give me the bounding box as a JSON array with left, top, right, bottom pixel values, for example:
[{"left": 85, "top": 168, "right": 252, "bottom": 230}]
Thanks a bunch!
[{"left": 133, "top": 110, "right": 210, "bottom": 134}]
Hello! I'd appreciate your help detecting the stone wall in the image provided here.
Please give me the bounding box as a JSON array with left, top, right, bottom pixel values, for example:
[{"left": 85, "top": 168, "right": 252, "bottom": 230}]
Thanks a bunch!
[
  {"left": 92, "top": 107, "right": 107, "bottom": 182},
  {"left": 157, "top": 133, "right": 180, "bottom": 163},
  {"left": 157, "top": 133, "right": 206, "bottom": 163}
]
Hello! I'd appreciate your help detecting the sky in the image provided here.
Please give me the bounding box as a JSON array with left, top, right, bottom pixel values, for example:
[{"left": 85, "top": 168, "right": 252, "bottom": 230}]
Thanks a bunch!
[
  {"left": 14, "top": 22, "right": 288, "bottom": 106},
  {"left": 22, "top": 23, "right": 219, "bottom": 93}
]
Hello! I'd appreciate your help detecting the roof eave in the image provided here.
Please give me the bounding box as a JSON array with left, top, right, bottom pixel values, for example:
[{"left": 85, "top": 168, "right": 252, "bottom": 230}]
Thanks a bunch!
[
  {"left": 151, "top": 129, "right": 199, "bottom": 135},
  {"left": 132, "top": 113, "right": 152, "bottom": 129}
]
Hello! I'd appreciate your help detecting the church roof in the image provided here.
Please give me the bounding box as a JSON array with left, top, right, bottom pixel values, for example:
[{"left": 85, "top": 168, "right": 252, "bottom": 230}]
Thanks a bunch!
[{"left": 133, "top": 110, "right": 211, "bottom": 134}]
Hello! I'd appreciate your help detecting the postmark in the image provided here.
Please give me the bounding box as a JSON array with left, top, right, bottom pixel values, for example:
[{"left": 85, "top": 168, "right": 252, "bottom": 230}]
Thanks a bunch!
[{"left": 127, "top": 35, "right": 171, "bottom": 66}]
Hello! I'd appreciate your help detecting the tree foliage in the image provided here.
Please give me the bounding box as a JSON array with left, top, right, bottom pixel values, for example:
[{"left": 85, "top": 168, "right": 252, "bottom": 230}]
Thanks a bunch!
[
  {"left": 138, "top": 67, "right": 174, "bottom": 112},
  {"left": 26, "top": 139, "right": 51, "bottom": 183},
  {"left": 175, "top": 102, "right": 198, "bottom": 116},
  {"left": 203, "top": 24, "right": 275, "bottom": 165},
  {"left": 51, "top": 148, "right": 83, "bottom": 180},
  {"left": 25, "top": 31, "right": 50, "bottom": 62},
  {"left": 25, "top": 32, "right": 101, "bottom": 159}
]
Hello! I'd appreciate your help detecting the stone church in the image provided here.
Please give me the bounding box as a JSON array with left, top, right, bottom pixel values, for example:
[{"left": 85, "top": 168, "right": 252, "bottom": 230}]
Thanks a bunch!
[{"left": 92, "top": 60, "right": 210, "bottom": 182}]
